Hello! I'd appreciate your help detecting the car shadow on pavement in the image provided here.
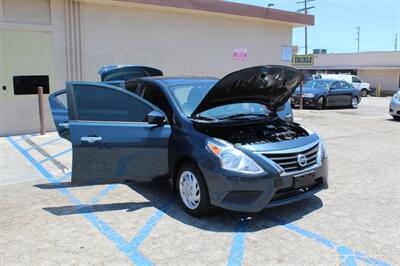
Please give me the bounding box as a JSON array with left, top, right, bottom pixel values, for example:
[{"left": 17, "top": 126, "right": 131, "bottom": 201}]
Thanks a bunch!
[{"left": 38, "top": 179, "right": 323, "bottom": 233}]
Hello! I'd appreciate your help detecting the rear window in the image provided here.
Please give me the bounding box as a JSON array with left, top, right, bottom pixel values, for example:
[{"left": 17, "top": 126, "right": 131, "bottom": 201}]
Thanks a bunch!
[{"left": 304, "top": 80, "right": 331, "bottom": 89}]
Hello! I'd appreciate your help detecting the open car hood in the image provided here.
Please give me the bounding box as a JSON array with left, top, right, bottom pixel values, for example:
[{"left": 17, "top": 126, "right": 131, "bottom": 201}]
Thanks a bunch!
[
  {"left": 98, "top": 65, "right": 163, "bottom": 82},
  {"left": 191, "top": 65, "right": 303, "bottom": 117}
]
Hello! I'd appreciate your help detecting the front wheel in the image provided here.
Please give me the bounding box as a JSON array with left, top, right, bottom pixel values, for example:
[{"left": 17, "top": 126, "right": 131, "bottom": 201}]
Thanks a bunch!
[
  {"left": 361, "top": 89, "right": 368, "bottom": 97},
  {"left": 350, "top": 96, "right": 359, "bottom": 109},
  {"left": 393, "top": 116, "right": 400, "bottom": 121},
  {"left": 316, "top": 97, "right": 325, "bottom": 110},
  {"left": 176, "top": 162, "right": 213, "bottom": 216}
]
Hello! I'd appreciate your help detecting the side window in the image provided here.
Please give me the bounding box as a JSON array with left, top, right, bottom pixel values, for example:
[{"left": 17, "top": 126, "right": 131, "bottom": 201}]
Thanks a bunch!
[
  {"left": 125, "top": 81, "right": 142, "bottom": 95},
  {"left": 330, "top": 82, "right": 340, "bottom": 90},
  {"left": 71, "top": 85, "right": 152, "bottom": 122},
  {"left": 55, "top": 91, "right": 67, "bottom": 107},
  {"left": 340, "top": 82, "right": 350, "bottom": 89},
  {"left": 142, "top": 83, "right": 173, "bottom": 120},
  {"left": 352, "top": 76, "right": 361, "bottom": 83}
]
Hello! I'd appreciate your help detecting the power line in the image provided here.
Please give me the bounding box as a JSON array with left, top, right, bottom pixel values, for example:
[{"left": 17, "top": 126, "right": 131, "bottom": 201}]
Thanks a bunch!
[{"left": 297, "top": 0, "right": 315, "bottom": 55}]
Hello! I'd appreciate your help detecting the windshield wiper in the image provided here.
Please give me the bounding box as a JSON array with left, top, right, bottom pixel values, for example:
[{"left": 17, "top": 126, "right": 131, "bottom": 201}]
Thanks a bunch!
[{"left": 217, "top": 113, "right": 270, "bottom": 120}]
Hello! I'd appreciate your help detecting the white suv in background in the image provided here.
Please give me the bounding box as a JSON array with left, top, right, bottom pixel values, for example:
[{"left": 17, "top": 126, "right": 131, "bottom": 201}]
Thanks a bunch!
[{"left": 314, "top": 74, "right": 371, "bottom": 97}]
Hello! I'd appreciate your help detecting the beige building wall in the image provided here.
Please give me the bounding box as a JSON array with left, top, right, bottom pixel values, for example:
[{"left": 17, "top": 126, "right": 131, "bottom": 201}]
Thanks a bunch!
[{"left": 79, "top": 1, "right": 292, "bottom": 81}]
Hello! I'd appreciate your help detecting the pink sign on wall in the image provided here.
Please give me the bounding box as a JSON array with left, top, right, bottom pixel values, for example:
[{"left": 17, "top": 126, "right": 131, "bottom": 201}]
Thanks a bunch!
[{"left": 233, "top": 48, "right": 248, "bottom": 61}]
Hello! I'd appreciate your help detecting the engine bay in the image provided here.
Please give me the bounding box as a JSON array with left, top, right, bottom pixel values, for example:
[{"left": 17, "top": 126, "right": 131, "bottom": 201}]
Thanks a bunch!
[{"left": 195, "top": 119, "right": 309, "bottom": 145}]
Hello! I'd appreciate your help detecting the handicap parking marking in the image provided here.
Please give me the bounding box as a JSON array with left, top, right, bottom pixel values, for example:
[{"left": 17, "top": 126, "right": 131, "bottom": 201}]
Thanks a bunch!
[
  {"left": 6, "top": 136, "right": 171, "bottom": 266},
  {"left": 264, "top": 215, "right": 392, "bottom": 266},
  {"left": 227, "top": 218, "right": 248, "bottom": 266},
  {"left": 38, "top": 148, "right": 72, "bottom": 164},
  {"left": 90, "top": 184, "right": 119, "bottom": 204},
  {"left": 25, "top": 137, "right": 62, "bottom": 151},
  {"left": 6, "top": 135, "right": 394, "bottom": 266}
]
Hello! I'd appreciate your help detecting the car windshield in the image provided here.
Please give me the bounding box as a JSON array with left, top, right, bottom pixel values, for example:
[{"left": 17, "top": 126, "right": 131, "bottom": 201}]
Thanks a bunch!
[
  {"left": 304, "top": 80, "right": 331, "bottom": 89},
  {"left": 170, "top": 82, "right": 271, "bottom": 119}
]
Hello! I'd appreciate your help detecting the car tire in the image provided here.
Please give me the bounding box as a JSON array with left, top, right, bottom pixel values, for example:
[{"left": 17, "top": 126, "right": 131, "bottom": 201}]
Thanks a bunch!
[
  {"left": 176, "top": 162, "right": 213, "bottom": 216},
  {"left": 361, "top": 89, "right": 368, "bottom": 97},
  {"left": 316, "top": 97, "right": 325, "bottom": 110},
  {"left": 350, "top": 96, "right": 359, "bottom": 109},
  {"left": 393, "top": 116, "right": 400, "bottom": 121}
]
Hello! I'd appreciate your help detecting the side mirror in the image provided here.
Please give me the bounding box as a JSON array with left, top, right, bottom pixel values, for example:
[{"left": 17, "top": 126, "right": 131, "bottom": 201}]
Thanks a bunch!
[{"left": 146, "top": 110, "right": 166, "bottom": 125}]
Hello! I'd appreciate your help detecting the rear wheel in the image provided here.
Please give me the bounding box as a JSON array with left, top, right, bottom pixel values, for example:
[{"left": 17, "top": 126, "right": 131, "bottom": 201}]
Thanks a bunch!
[
  {"left": 393, "top": 116, "right": 400, "bottom": 121},
  {"left": 361, "top": 89, "right": 368, "bottom": 97},
  {"left": 350, "top": 96, "right": 359, "bottom": 109},
  {"left": 316, "top": 97, "right": 325, "bottom": 110},
  {"left": 176, "top": 162, "right": 213, "bottom": 216}
]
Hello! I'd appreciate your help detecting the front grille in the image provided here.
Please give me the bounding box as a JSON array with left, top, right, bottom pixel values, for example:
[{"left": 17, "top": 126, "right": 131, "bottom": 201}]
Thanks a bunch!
[{"left": 263, "top": 143, "right": 319, "bottom": 172}]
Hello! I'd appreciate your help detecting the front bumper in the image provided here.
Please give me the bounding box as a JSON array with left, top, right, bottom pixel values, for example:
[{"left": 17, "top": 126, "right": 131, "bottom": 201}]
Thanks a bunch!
[
  {"left": 200, "top": 157, "right": 328, "bottom": 213},
  {"left": 290, "top": 96, "right": 317, "bottom": 107},
  {"left": 389, "top": 99, "right": 400, "bottom": 117}
]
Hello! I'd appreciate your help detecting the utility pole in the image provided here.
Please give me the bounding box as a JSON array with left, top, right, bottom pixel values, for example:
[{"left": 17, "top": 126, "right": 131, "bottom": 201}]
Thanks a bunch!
[
  {"left": 297, "top": 0, "right": 315, "bottom": 55},
  {"left": 356, "top": 26, "right": 360, "bottom": 53},
  {"left": 395, "top": 33, "right": 398, "bottom": 51}
]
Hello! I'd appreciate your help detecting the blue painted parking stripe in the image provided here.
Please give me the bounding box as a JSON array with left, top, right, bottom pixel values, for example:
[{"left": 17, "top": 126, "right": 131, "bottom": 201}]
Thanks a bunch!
[
  {"left": 26, "top": 137, "right": 62, "bottom": 151},
  {"left": 38, "top": 148, "right": 72, "bottom": 163},
  {"left": 227, "top": 219, "right": 248, "bottom": 266},
  {"left": 7, "top": 136, "right": 168, "bottom": 265},
  {"left": 90, "top": 184, "right": 119, "bottom": 204},
  {"left": 128, "top": 202, "right": 171, "bottom": 250},
  {"left": 265, "top": 215, "right": 392, "bottom": 266}
]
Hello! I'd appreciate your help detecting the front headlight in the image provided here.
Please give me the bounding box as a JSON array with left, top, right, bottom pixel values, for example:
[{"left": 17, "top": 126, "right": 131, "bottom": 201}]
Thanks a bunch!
[
  {"left": 317, "top": 138, "right": 328, "bottom": 164},
  {"left": 303, "top": 93, "right": 315, "bottom": 98},
  {"left": 394, "top": 92, "right": 400, "bottom": 100},
  {"left": 207, "top": 139, "right": 264, "bottom": 174}
]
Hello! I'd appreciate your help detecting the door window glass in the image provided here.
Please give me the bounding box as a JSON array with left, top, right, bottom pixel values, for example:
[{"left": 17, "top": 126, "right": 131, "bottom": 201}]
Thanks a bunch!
[
  {"left": 125, "top": 81, "right": 142, "bottom": 95},
  {"left": 55, "top": 92, "right": 67, "bottom": 107},
  {"left": 352, "top": 76, "right": 361, "bottom": 83},
  {"left": 330, "top": 82, "right": 341, "bottom": 90},
  {"left": 142, "top": 83, "right": 173, "bottom": 120},
  {"left": 340, "top": 82, "right": 350, "bottom": 89},
  {"left": 71, "top": 84, "right": 152, "bottom": 122}
]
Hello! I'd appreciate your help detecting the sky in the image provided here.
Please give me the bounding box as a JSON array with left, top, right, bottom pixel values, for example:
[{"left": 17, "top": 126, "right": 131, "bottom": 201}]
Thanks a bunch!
[{"left": 227, "top": 0, "right": 400, "bottom": 54}]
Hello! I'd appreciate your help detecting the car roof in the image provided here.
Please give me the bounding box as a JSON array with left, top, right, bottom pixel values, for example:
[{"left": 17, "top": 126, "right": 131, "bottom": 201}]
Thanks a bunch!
[
  {"left": 139, "top": 76, "right": 219, "bottom": 87},
  {"left": 309, "top": 79, "right": 343, "bottom": 83}
]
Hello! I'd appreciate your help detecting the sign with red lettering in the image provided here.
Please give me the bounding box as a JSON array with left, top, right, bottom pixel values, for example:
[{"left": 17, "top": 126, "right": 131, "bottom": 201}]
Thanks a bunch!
[{"left": 233, "top": 48, "right": 248, "bottom": 61}]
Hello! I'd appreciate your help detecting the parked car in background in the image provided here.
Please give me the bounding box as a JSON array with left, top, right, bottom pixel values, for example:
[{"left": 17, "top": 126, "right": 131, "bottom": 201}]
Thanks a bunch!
[
  {"left": 389, "top": 90, "right": 400, "bottom": 121},
  {"left": 291, "top": 79, "right": 361, "bottom": 110},
  {"left": 49, "top": 65, "right": 328, "bottom": 216},
  {"left": 313, "top": 74, "right": 370, "bottom": 97}
]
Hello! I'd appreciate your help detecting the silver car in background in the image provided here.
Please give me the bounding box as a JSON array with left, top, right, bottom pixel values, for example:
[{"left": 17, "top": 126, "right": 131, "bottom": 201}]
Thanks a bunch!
[{"left": 389, "top": 90, "right": 400, "bottom": 121}]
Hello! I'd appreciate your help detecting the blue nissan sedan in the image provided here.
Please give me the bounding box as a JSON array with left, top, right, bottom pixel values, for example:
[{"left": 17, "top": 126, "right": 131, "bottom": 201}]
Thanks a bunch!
[{"left": 49, "top": 65, "right": 328, "bottom": 216}]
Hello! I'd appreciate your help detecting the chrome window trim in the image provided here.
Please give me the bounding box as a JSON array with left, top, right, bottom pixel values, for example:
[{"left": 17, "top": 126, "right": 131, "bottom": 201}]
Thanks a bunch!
[{"left": 69, "top": 119, "right": 171, "bottom": 126}]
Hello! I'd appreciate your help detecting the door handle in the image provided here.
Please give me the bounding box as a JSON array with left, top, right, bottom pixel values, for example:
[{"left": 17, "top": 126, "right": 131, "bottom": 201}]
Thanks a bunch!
[
  {"left": 81, "top": 136, "right": 102, "bottom": 143},
  {"left": 58, "top": 122, "right": 69, "bottom": 129}
]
